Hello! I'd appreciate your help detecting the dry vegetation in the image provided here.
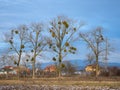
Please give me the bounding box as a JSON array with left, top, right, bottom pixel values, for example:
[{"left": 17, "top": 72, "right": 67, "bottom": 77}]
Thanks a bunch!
[{"left": 0, "top": 77, "right": 120, "bottom": 90}]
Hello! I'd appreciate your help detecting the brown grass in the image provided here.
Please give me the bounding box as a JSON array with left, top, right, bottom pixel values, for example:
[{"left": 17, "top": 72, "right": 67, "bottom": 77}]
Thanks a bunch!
[{"left": 0, "top": 77, "right": 120, "bottom": 87}]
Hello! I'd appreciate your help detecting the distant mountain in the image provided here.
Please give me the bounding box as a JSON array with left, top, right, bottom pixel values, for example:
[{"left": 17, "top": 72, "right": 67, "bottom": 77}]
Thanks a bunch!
[
  {"left": 40, "top": 62, "right": 54, "bottom": 69},
  {"left": 40, "top": 59, "right": 87, "bottom": 70},
  {"left": 40, "top": 59, "right": 120, "bottom": 70},
  {"left": 107, "top": 62, "right": 120, "bottom": 67}
]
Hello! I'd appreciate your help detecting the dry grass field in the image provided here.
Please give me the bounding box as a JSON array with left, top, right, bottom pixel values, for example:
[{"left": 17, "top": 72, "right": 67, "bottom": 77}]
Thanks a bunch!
[{"left": 0, "top": 77, "right": 120, "bottom": 89}]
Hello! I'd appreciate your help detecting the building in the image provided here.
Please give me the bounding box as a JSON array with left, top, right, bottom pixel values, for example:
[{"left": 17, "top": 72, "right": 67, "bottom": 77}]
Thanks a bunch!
[
  {"left": 0, "top": 66, "right": 30, "bottom": 75},
  {"left": 85, "top": 64, "right": 101, "bottom": 75},
  {"left": 0, "top": 66, "right": 17, "bottom": 75},
  {"left": 85, "top": 64, "right": 96, "bottom": 72},
  {"left": 44, "top": 65, "right": 56, "bottom": 72}
]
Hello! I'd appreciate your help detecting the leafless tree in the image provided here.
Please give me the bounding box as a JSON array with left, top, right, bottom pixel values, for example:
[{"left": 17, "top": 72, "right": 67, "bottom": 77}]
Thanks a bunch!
[
  {"left": 86, "top": 53, "right": 95, "bottom": 64},
  {"left": 25, "top": 23, "right": 47, "bottom": 79},
  {"left": 36, "top": 61, "right": 41, "bottom": 70},
  {"left": 0, "top": 54, "right": 15, "bottom": 68},
  {"left": 80, "top": 27, "right": 109, "bottom": 77},
  {"left": 62, "top": 61, "right": 76, "bottom": 76},
  {"left": 21, "top": 54, "right": 31, "bottom": 68},
  {"left": 48, "top": 16, "right": 83, "bottom": 77},
  {"left": 3, "top": 25, "right": 28, "bottom": 79},
  {"left": 4, "top": 25, "right": 28, "bottom": 67}
]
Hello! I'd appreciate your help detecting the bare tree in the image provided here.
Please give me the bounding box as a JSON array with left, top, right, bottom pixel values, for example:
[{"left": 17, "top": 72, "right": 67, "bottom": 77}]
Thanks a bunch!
[
  {"left": 0, "top": 55, "right": 7, "bottom": 68},
  {"left": 86, "top": 53, "right": 95, "bottom": 64},
  {"left": 102, "top": 37, "right": 114, "bottom": 72},
  {"left": 4, "top": 25, "right": 28, "bottom": 67},
  {"left": 4, "top": 25, "right": 28, "bottom": 79},
  {"left": 26, "top": 23, "right": 47, "bottom": 79},
  {"left": 36, "top": 61, "right": 41, "bottom": 70},
  {"left": 62, "top": 61, "right": 76, "bottom": 76},
  {"left": 80, "top": 27, "right": 108, "bottom": 77},
  {"left": 48, "top": 16, "right": 83, "bottom": 77},
  {"left": 21, "top": 54, "right": 30, "bottom": 68},
  {"left": 0, "top": 54, "right": 15, "bottom": 68}
]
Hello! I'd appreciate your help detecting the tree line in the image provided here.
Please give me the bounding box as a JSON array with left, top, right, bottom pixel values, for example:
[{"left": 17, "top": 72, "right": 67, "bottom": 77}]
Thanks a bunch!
[{"left": 1, "top": 16, "right": 111, "bottom": 78}]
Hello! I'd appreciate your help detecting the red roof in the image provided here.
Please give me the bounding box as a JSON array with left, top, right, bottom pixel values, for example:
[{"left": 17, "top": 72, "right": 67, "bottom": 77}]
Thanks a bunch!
[
  {"left": 3, "top": 66, "right": 13, "bottom": 69},
  {"left": 44, "top": 65, "right": 56, "bottom": 72}
]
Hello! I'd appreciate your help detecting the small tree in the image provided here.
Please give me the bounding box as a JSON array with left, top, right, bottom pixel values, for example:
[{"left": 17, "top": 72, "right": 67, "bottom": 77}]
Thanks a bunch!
[
  {"left": 80, "top": 27, "right": 107, "bottom": 77},
  {"left": 0, "top": 54, "right": 15, "bottom": 68},
  {"left": 36, "top": 61, "right": 41, "bottom": 70},
  {"left": 0, "top": 55, "right": 8, "bottom": 68},
  {"left": 36, "top": 61, "right": 42, "bottom": 76},
  {"left": 62, "top": 61, "right": 76, "bottom": 76},
  {"left": 86, "top": 53, "right": 95, "bottom": 65},
  {"left": 48, "top": 16, "right": 83, "bottom": 77}
]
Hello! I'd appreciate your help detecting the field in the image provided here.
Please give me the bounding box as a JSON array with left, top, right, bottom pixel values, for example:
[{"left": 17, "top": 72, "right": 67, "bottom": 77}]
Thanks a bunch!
[{"left": 0, "top": 77, "right": 120, "bottom": 90}]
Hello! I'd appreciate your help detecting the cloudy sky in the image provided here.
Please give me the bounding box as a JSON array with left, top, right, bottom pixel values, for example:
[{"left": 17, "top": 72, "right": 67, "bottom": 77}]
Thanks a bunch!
[{"left": 0, "top": 0, "right": 120, "bottom": 63}]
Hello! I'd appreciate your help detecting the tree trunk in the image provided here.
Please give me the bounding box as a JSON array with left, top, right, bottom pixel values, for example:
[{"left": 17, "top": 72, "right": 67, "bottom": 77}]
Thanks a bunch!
[
  {"left": 32, "top": 60, "right": 35, "bottom": 79},
  {"left": 96, "top": 55, "right": 99, "bottom": 78},
  {"left": 58, "top": 61, "right": 61, "bottom": 78},
  {"left": 32, "top": 53, "right": 36, "bottom": 79},
  {"left": 17, "top": 55, "right": 21, "bottom": 80},
  {"left": 58, "top": 51, "right": 62, "bottom": 78},
  {"left": 96, "top": 39, "right": 100, "bottom": 78}
]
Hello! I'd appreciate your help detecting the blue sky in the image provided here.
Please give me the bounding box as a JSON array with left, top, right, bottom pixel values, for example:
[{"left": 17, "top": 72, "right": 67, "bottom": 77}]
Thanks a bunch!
[{"left": 0, "top": 0, "right": 120, "bottom": 63}]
